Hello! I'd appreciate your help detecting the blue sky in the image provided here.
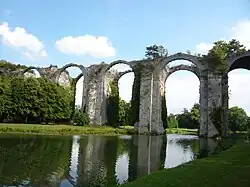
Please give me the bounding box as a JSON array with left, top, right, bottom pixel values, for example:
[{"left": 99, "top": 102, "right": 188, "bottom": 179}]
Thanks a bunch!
[{"left": 1, "top": 0, "right": 250, "bottom": 114}]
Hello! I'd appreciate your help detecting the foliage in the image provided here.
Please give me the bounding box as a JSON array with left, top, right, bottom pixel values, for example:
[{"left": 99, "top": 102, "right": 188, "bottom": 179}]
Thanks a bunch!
[
  {"left": 202, "top": 39, "right": 246, "bottom": 73},
  {"left": 130, "top": 63, "right": 142, "bottom": 125},
  {"left": 73, "top": 106, "right": 90, "bottom": 126},
  {"left": 0, "top": 75, "right": 74, "bottom": 124},
  {"left": 106, "top": 80, "right": 119, "bottom": 127},
  {"left": 161, "top": 94, "right": 168, "bottom": 129},
  {"left": 0, "top": 136, "right": 72, "bottom": 185},
  {"left": 145, "top": 44, "right": 168, "bottom": 59},
  {"left": 167, "top": 114, "right": 178, "bottom": 128},
  {"left": 118, "top": 99, "right": 131, "bottom": 126},
  {"left": 228, "top": 106, "right": 248, "bottom": 132},
  {"left": 0, "top": 60, "right": 30, "bottom": 71},
  {"left": 175, "top": 105, "right": 200, "bottom": 129}
]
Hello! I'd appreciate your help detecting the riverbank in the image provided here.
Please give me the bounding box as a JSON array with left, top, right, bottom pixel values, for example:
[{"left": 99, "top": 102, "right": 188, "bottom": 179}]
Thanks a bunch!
[
  {"left": 166, "top": 128, "right": 198, "bottom": 135},
  {"left": 120, "top": 141, "right": 250, "bottom": 187},
  {"left": 0, "top": 124, "right": 135, "bottom": 136}
]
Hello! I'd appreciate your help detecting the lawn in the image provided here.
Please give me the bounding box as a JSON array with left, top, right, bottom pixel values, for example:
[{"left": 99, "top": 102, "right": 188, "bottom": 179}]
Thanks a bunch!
[
  {"left": 120, "top": 141, "right": 250, "bottom": 187},
  {"left": 0, "top": 123, "right": 135, "bottom": 135}
]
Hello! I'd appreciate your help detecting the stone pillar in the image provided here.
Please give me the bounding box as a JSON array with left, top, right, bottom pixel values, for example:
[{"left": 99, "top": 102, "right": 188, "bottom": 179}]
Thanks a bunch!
[
  {"left": 81, "top": 79, "right": 88, "bottom": 111},
  {"left": 138, "top": 66, "right": 165, "bottom": 135},
  {"left": 207, "top": 72, "right": 221, "bottom": 137},
  {"left": 138, "top": 69, "right": 153, "bottom": 134},
  {"left": 86, "top": 76, "right": 105, "bottom": 125},
  {"left": 199, "top": 71, "right": 208, "bottom": 137},
  {"left": 221, "top": 75, "right": 229, "bottom": 137},
  {"left": 151, "top": 72, "right": 165, "bottom": 134},
  {"left": 136, "top": 135, "right": 165, "bottom": 177}
]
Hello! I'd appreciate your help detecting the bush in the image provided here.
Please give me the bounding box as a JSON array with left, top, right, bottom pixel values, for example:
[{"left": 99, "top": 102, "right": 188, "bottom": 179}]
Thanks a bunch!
[{"left": 73, "top": 107, "right": 90, "bottom": 126}]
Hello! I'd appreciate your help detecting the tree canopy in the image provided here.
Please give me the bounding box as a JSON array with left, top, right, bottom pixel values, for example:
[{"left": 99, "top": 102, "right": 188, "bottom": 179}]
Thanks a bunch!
[{"left": 145, "top": 44, "right": 168, "bottom": 59}]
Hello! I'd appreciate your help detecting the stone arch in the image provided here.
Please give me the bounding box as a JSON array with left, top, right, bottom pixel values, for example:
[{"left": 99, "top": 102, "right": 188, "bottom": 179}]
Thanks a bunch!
[
  {"left": 165, "top": 65, "right": 200, "bottom": 82},
  {"left": 21, "top": 66, "right": 42, "bottom": 77},
  {"left": 100, "top": 60, "right": 135, "bottom": 77},
  {"left": 227, "top": 50, "right": 250, "bottom": 72},
  {"left": 161, "top": 63, "right": 201, "bottom": 130},
  {"left": 55, "top": 63, "right": 88, "bottom": 83},
  {"left": 116, "top": 70, "right": 133, "bottom": 80},
  {"left": 157, "top": 53, "right": 202, "bottom": 72}
]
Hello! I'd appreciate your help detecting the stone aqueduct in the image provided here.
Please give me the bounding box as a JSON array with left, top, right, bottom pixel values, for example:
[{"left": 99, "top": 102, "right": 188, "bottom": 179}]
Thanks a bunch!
[{"left": 10, "top": 51, "right": 250, "bottom": 138}]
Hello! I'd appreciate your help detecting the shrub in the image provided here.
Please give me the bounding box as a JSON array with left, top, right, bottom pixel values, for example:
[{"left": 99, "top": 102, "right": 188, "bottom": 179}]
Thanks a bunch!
[{"left": 73, "top": 108, "right": 89, "bottom": 126}]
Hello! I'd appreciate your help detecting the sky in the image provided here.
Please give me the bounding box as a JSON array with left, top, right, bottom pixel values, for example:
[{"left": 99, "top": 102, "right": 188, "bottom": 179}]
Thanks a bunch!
[{"left": 1, "top": 0, "right": 250, "bottom": 114}]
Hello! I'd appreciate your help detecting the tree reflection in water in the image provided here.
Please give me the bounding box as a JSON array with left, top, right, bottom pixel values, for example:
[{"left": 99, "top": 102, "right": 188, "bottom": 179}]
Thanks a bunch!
[{"left": 0, "top": 134, "right": 235, "bottom": 187}]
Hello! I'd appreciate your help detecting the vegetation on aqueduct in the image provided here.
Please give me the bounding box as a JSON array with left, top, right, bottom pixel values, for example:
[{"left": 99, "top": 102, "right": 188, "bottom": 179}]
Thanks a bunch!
[{"left": 0, "top": 39, "right": 250, "bottom": 136}]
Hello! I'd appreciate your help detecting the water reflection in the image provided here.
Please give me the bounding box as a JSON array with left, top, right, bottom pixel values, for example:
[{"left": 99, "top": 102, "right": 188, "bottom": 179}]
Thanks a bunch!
[{"left": 0, "top": 134, "right": 235, "bottom": 187}]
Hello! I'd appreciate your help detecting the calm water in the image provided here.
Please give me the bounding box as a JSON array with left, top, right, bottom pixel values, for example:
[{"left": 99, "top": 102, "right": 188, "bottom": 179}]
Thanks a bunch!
[{"left": 0, "top": 134, "right": 234, "bottom": 187}]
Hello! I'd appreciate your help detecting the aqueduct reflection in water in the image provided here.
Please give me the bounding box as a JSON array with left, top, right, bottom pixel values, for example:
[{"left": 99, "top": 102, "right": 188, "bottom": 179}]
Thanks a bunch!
[{"left": 0, "top": 134, "right": 235, "bottom": 186}]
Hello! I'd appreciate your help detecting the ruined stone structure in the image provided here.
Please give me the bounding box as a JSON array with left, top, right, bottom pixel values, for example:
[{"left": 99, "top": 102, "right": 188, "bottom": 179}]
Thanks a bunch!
[{"left": 14, "top": 50, "right": 250, "bottom": 138}]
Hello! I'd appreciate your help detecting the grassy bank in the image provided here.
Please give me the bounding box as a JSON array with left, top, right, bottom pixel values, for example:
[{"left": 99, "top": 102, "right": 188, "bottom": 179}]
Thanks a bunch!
[
  {"left": 166, "top": 128, "right": 198, "bottom": 135},
  {"left": 120, "top": 142, "right": 250, "bottom": 187},
  {"left": 0, "top": 124, "right": 135, "bottom": 136}
]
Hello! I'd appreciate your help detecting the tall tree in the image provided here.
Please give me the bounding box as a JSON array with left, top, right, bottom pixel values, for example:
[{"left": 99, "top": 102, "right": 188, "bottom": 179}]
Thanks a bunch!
[
  {"left": 145, "top": 44, "right": 168, "bottom": 59},
  {"left": 229, "top": 106, "right": 249, "bottom": 132}
]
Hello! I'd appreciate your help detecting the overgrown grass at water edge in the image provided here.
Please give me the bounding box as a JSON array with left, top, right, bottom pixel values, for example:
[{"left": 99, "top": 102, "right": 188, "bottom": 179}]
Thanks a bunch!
[{"left": 0, "top": 124, "right": 135, "bottom": 135}]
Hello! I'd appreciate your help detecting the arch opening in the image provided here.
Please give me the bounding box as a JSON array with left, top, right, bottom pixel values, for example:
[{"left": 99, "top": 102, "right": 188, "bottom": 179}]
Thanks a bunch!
[
  {"left": 160, "top": 53, "right": 201, "bottom": 70},
  {"left": 228, "top": 55, "right": 250, "bottom": 72},
  {"left": 164, "top": 60, "right": 200, "bottom": 130},
  {"left": 228, "top": 68, "right": 250, "bottom": 132},
  {"left": 23, "top": 67, "right": 41, "bottom": 78},
  {"left": 104, "top": 63, "right": 135, "bottom": 127},
  {"left": 57, "top": 66, "right": 87, "bottom": 121}
]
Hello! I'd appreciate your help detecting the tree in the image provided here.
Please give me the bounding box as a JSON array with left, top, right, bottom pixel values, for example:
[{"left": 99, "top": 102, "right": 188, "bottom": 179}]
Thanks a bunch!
[
  {"left": 106, "top": 80, "right": 119, "bottom": 127},
  {"left": 145, "top": 44, "right": 168, "bottom": 59},
  {"left": 190, "top": 103, "right": 200, "bottom": 128},
  {"left": 229, "top": 106, "right": 249, "bottom": 132},
  {"left": 118, "top": 99, "right": 131, "bottom": 126},
  {"left": 167, "top": 114, "right": 178, "bottom": 128},
  {"left": 204, "top": 39, "right": 246, "bottom": 72}
]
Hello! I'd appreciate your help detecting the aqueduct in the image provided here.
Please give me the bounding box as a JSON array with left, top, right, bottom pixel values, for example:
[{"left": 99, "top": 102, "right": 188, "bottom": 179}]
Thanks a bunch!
[{"left": 12, "top": 50, "right": 250, "bottom": 138}]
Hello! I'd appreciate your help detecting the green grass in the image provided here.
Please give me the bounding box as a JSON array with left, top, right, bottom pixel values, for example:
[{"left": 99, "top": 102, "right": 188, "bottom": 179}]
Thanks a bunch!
[
  {"left": 166, "top": 128, "right": 198, "bottom": 135},
  {"left": 120, "top": 141, "right": 250, "bottom": 187},
  {"left": 0, "top": 123, "right": 135, "bottom": 136}
]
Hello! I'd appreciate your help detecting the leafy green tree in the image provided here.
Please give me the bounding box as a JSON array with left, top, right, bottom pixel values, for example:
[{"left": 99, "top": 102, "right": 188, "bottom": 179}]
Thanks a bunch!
[
  {"left": 167, "top": 113, "right": 178, "bottom": 128},
  {"left": 145, "top": 44, "right": 168, "bottom": 59},
  {"left": 204, "top": 39, "right": 246, "bottom": 72},
  {"left": 73, "top": 106, "right": 90, "bottom": 126},
  {"left": 118, "top": 99, "right": 131, "bottom": 126},
  {"left": 0, "top": 76, "right": 11, "bottom": 122},
  {"left": 106, "top": 80, "right": 119, "bottom": 127},
  {"left": 162, "top": 94, "right": 168, "bottom": 129},
  {"left": 190, "top": 103, "right": 200, "bottom": 128},
  {"left": 130, "top": 63, "right": 142, "bottom": 126},
  {"left": 229, "top": 106, "right": 248, "bottom": 132}
]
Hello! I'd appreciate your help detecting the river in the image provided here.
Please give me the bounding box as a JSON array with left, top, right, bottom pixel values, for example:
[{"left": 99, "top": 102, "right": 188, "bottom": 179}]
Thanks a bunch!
[{"left": 0, "top": 134, "right": 234, "bottom": 186}]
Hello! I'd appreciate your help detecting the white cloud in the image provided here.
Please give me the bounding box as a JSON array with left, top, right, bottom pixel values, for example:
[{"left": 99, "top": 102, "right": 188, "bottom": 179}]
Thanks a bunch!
[
  {"left": 195, "top": 43, "right": 213, "bottom": 54},
  {"left": 0, "top": 22, "right": 47, "bottom": 60},
  {"left": 55, "top": 35, "right": 116, "bottom": 58},
  {"left": 231, "top": 19, "right": 250, "bottom": 49},
  {"left": 195, "top": 19, "right": 250, "bottom": 54}
]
